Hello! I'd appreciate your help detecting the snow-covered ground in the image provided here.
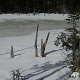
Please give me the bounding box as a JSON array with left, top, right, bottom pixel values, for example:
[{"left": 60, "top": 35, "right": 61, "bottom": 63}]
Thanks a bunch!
[
  {"left": 0, "top": 13, "right": 68, "bottom": 22},
  {"left": 0, "top": 29, "right": 71, "bottom": 80},
  {"left": 0, "top": 14, "right": 79, "bottom": 80},
  {"left": 0, "top": 14, "right": 72, "bottom": 37}
]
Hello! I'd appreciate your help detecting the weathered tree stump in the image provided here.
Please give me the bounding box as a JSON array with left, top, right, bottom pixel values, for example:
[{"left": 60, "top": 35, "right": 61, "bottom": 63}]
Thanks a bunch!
[
  {"left": 41, "top": 32, "right": 50, "bottom": 57},
  {"left": 10, "top": 45, "right": 14, "bottom": 58},
  {"left": 34, "top": 24, "right": 39, "bottom": 57}
]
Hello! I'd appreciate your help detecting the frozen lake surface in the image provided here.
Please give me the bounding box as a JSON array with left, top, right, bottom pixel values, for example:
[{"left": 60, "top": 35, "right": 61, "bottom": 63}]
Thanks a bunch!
[{"left": 0, "top": 20, "right": 73, "bottom": 37}]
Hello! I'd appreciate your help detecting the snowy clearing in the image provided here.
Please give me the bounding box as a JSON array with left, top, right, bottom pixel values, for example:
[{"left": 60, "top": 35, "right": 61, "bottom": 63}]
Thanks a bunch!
[
  {"left": 0, "top": 14, "right": 71, "bottom": 37},
  {"left": 0, "top": 14, "right": 79, "bottom": 80},
  {"left": 0, "top": 29, "right": 71, "bottom": 80}
]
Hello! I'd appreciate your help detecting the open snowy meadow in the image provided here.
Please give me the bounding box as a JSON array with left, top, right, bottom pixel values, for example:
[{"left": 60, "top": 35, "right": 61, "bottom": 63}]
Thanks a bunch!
[{"left": 0, "top": 14, "right": 80, "bottom": 80}]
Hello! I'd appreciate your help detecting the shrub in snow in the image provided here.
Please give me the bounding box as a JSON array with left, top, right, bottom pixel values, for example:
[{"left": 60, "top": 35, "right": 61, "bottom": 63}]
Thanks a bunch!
[
  {"left": 54, "top": 14, "right": 80, "bottom": 73},
  {"left": 10, "top": 69, "right": 31, "bottom": 80}
]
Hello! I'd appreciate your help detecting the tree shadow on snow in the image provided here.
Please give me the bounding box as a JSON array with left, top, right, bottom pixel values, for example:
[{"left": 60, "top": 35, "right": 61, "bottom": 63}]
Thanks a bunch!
[
  {"left": 56, "top": 71, "right": 70, "bottom": 80},
  {"left": 45, "top": 49, "right": 62, "bottom": 57},
  {"left": 27, "top": 60, "right": 69, "bottom": 80},
  {"left": 14, "top": 53, "right": 25, "bottom": 57}
]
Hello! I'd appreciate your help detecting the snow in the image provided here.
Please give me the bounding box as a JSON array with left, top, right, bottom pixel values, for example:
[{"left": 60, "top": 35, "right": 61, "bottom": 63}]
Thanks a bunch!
[
  {"left": 0, "top": 29, "right": 70, "bottom": 80},
  {"left": 0, "top": 14, "right": 79, "bottom": 80},
  {"left": 0, "top": 13, "right": 68, "bottom": 22},
  {"left": 71, "top": 72, "right": 79, "bottom": 78}
]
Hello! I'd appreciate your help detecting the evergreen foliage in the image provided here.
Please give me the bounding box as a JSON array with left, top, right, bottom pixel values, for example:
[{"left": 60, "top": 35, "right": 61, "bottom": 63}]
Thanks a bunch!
[
  {"left": 54, "top": 14, "right": 80, "bottom": 72},
  {"left": 0, "top": 0, "right": 80, "bottom": 14}
]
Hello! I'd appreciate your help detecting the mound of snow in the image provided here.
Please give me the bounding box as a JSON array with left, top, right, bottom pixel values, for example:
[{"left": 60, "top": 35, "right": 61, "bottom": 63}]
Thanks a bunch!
[{"left": 71, "top": 72, "right": 79, "bottom": 78}]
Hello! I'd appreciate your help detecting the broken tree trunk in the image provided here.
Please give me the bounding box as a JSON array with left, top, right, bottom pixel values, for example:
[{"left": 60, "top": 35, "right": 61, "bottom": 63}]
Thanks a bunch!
[
  {"left": 41, "top": 39, "right": 44, "bottom": 57},
  {"left": 10, "top": 45, "right": 14, "bottom": 58},
  {"left": 41, "top": 32, "right": 50, "bottom": 57},
  {"left": 34, "top": 24, "right": 39, "bottom": 57}
]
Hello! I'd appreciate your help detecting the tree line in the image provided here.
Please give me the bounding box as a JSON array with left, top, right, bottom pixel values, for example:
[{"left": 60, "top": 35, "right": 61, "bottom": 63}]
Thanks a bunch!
[{"left": 0, "top": 0, "right": 80, "bottom": 14}]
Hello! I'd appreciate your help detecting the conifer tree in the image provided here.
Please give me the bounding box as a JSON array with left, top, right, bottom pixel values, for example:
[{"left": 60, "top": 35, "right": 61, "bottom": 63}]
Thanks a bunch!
[{"left": 54, "top": 14, "right": 80, "bottom": 72}]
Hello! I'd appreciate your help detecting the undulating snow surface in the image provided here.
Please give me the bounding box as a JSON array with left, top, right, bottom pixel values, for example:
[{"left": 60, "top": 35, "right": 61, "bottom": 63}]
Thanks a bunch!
[{"left": 0, "top": 14, "right": 79, "bottom": 80}]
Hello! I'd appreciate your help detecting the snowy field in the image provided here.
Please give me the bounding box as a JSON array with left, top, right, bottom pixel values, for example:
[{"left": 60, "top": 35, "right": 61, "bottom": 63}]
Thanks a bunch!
[
  {"left": 0, "top": 13, "right": 70, "bottom": 37},
  {"left": 0, "top": 13, "right": 68, "bottom": 21},
  {"left": 0, "top": 14, "right": 79, "bottom": 80}
]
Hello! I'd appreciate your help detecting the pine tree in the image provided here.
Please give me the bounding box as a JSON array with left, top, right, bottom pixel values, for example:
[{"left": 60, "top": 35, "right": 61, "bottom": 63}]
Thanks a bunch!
[{"left": 54, "top": 14, "right": 80, "bottom": 72}]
